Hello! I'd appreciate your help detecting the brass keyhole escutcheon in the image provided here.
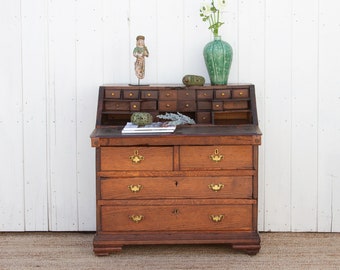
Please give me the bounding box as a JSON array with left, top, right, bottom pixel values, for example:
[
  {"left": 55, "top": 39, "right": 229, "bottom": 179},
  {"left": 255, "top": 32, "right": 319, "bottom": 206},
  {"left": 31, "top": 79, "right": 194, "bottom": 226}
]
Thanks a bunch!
[
  {"left": 172, "top": 209, "right": 180, "bottom": 215},
  {"left": 210, "top": 149, "right": 224, "bottom": 162},
  {"left": 129, "top": 150, "right": 144, "bottom": 164}
]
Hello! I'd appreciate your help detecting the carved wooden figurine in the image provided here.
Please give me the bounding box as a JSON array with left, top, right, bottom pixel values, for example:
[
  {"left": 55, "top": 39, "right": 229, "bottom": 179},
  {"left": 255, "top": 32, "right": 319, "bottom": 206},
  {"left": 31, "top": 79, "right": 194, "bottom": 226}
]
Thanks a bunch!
[{"left": 133, "top": 35, "right": 149, "bottom": 84}]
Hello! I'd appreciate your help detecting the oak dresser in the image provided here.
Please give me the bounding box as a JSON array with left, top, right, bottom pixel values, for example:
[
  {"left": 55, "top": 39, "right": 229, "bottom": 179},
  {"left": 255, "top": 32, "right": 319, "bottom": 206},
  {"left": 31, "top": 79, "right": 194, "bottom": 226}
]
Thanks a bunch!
[{"left": 90, "top": 84, "right": 262, "bottom": 255}]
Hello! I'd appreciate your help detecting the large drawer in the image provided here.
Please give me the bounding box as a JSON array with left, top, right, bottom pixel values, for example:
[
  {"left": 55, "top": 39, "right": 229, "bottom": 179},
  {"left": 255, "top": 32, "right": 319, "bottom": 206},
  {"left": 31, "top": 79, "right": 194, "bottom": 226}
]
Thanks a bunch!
[
  {"left": 100, "top": 147, "right": 173, "bottom": 171},
  {"left": 179, "top": 146, "right": 253, "bottom": 170},
  {"left": 101, "top": 204, "right": 253, "bottom": 232},
  {"left": 100, "top": 176, "right": 253, "bottom": 199}
]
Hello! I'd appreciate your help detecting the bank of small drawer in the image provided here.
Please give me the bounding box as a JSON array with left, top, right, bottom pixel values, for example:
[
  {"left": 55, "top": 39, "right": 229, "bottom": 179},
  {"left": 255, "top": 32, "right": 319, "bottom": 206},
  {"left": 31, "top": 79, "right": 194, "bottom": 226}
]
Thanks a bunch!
[
  {"left": 197, "top": 90, "right": 213, "bottom": 100},
  {"left": 123, "top": 90, "right": 139, "bottom": 99},
  {"left": 100, "top": 147, "right": 173, "bottom": 171},
  {"left": 178, "top": 89, "right": 195, "bottom": 100},
  {"left": 197, "top": 101, "right": 212, "bottom": 110},
  {"left": 232, "top": 89, "right": 249, "bottom": 99},
  {"left": 223, "top": 100, "right": 249, "bottom": 110},
  {"left": 215, "top": 89, "right": 231, "bottom": 99},
  {"left": 101, "top": 204, "right": 253, "bottom": 232},
  {"left": 178, "top": 100, "right": 196, "bottom": 111},
  {"left": 179, "top": 145, "right": 253, "bottom": 170},
  {"left": 196, "top": 112, "right": 211, "bottom": 124},
  {"left": 141, "top": 100, "right": 157, "bottom": 110},
  {"left": 141, "top": 90, "right": 158, "bottom": 99},
  {"left": 158, "top": 101, "right": 177, "bottom": 111},
  {"left": 100, "top": 176, "right": 253, "bottom": 200},
  {"left": 104, "top": 101, "right": 130, "bottom": 111},
  {"left": 159, "top": 90, "right": 177, "bottom": 100},
  {"left": 104, "top": 89, "right": 121, "bottom": 99}
]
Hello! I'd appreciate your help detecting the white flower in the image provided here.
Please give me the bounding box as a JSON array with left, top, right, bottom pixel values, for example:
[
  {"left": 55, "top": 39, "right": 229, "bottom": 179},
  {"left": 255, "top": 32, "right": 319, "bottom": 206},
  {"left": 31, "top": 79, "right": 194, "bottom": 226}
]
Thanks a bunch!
[
  {"left": 200, "top": 3, "right": 212, "bottom": 17},
  {"left": 214, "top": 0, "right": 227, "bottom": 11}
]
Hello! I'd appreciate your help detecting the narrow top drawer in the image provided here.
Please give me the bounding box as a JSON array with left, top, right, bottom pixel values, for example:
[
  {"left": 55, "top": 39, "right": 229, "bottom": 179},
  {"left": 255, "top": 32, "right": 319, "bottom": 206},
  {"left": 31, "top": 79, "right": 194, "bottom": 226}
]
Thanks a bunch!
[
  {"left": 100, "top": 147, "right": 173, "bottom": 171},
  {"left": 105, "top": 89, "right": 121, "bottom": 99}
]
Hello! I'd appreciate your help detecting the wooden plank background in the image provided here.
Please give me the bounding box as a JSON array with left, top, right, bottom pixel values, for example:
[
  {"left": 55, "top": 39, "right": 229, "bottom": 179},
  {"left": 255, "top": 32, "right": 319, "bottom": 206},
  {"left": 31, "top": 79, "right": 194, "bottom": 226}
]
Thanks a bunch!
[{"left": 0, "top": 0, "right": 339, "bottom": 232}]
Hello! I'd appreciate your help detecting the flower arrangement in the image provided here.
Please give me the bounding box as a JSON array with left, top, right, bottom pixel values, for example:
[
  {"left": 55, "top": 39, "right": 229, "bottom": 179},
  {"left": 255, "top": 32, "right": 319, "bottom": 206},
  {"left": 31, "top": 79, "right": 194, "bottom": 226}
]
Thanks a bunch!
[{"left": 200, "top": 0, "right": 227, "bottom": 37}]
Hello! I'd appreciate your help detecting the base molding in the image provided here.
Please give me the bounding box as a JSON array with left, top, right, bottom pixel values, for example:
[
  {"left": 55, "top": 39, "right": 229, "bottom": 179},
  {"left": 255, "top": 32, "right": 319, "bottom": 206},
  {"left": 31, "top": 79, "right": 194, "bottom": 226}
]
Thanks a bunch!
[{"left": 93, "top": 231, "right": 261, "bottom": 256}]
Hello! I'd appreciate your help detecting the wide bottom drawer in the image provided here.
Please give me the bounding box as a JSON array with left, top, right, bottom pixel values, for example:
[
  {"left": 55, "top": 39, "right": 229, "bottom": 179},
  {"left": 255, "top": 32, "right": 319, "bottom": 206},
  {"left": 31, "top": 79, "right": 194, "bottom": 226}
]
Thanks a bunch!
[{"left": 101, "top": 204, "right": 253, "bottom": 232}]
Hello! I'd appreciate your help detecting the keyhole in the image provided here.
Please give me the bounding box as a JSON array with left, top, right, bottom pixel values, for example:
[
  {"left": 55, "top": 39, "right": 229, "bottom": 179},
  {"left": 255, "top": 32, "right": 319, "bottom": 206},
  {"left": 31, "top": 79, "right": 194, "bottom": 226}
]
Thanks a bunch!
[{"left": 175, "top": 181, "right": 178, "bottom": 187}]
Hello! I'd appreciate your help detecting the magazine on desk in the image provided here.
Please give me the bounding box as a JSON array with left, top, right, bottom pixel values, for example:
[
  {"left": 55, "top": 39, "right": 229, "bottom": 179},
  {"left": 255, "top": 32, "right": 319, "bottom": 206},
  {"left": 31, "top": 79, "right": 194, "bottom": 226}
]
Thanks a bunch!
[{"left": 121, "top": 122, "right": 176, "bottom": 134}]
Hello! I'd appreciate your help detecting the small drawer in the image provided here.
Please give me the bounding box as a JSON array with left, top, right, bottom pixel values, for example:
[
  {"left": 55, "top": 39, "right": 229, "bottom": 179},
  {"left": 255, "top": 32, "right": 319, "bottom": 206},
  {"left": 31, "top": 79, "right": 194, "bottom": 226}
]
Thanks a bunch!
[
  {"left": 123, "top": 90, "right": 139, "bottom": 99},
  {"left": 100, "top": 147, "right": 173, "bottom": 171},
  {"left": 179, "top": 145, "right": 253, "bottom": 170},
  {"left": 104, "top": 101, "right": 130, "bottom": 111},
  {"left": 130, "top": 102, "right": 140, "bottom": 111},
  {"left": 197, "top": 101, "right": 212, "bottom": 110},
  {"left": 141, "top": 100, "right": 157, "bottom": 110},
  {"left": 178, "top": 100, "right": 196, "bottom": 111},
  {"left": 178, "top": 90, "right": 195, "bottom": 100},
  {"left": 141, "top": 90, "right": 158, "bottom": 99},
  {"left": 100, "top": 176, "right": 252, "bottom": 200},
  {"left": 196, "top": 112, "right": 211, "bottom": 124},
  {"left": 104, "top": 89, "right": 121, "bottom": 99},
  {"left": 158, "top": 101, "right": 177, "bottom": 112},
  {"left": 159, "top": 90, "right": 177, "bottom": 100},
  {"left": 232, "top": 89, "right": 249, "bottom": 99},
  {"left": 101, "top": 204, "right": 253, "bottom": 232},
  {"left": 196, "top": 90, "right": 213, "bottom": 100},
  {"left": 215, "top": 89, "right": 231, "bottom": 99},
  {"left": 212, "top": 101, "right": 223, "bottom": 111},
  {"left": 223, "top": 101, "right": 249, "bottom": 110}
]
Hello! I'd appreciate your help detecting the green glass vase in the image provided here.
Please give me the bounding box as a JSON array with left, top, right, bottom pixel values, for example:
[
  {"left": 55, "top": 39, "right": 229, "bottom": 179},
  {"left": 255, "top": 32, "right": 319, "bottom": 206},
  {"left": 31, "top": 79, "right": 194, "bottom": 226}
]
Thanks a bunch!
[{"left": 203, "top": 36, "right": 233, "bottom": 85}]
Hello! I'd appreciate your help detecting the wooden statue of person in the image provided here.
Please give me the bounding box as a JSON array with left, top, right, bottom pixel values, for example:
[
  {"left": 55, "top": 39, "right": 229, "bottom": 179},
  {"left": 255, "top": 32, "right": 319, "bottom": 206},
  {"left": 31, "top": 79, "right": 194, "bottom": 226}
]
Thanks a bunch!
[{"left": 133, "top": 35, "right": 149, "bottom": 82}]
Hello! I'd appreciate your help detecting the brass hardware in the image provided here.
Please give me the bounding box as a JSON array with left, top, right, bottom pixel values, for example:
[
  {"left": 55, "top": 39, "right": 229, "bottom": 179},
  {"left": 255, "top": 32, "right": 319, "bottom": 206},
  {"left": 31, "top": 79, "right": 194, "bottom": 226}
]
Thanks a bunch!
[
  {"left": 239, "top": 92, "right": 243, "bottom": 96},
  {"left": 166, "top": 93, "right": 170, "bottom": 97},
  {"left": 116, "top": 104, "right": 120, "bottom": 108},
  {"left": 185, "top": 104, "right": 189, "bottom": 108},
  {"left": 210, "top": 149, "right": 224, "bottom": 162},
  {"left": 215, "top": 104, "right": 220, "bottom": 108},
  {"left": 186, "top": 92, "right": 189, "bottom": 96},
  {"left": 221, "top": 92, "right": 225, "bottom": 96},
  {"left": 147, "top": 93, "right": 151, "bottom": 97},
  {"left": 129, "top": 150, "right": 144, "bottom": 164},
  {"left": 208, "top": 183, "right": 224, "bottom": 192},
  {"left": 203, "top": 93, "right": 207, "bottom": 96},
  {"left": 210, "top": 215, "right": 224, "bottom": 223},
  {"left": 129, "top": 215, "right": 144, "bottom": 223},
  {"left": 166, "top": 104, "right": 170, "bottom": 108},
  {"left": 132, "top": 104, "right": 137, "bottom": 109},
  {"left": 129, "top": 92, "right": 133, "bottom": 97},
  {"left": 202, "top": 116, "right": 206, "bottom": 120},
  {"left": 111, "top": 93, "right": 115, "bottom": 96},
  {"left": 128, "top": 184, "right": 143, "bottom": 193}
]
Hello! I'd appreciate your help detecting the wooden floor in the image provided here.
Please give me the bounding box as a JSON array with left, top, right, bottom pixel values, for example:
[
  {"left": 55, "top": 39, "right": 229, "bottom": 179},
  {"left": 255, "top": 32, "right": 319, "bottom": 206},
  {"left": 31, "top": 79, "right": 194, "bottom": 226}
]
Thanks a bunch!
[{"left": 0, "top": 232, "right": 339, "bottom": 269}]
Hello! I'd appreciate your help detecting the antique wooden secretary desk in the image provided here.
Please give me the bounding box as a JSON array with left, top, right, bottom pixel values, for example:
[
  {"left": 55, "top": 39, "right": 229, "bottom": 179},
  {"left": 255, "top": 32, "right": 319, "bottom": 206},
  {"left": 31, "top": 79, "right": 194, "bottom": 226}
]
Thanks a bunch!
[{"left": 90, "top": 84, "right": 262, "bottom": 255}]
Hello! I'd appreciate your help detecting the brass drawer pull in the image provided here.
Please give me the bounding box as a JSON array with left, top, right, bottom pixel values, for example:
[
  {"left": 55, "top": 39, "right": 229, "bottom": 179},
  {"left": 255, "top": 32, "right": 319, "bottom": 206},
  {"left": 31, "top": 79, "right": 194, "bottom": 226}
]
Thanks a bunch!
[
  {"left": 239, "top": 92, "right": 243, "bottom": 96},
  {"left": 129, "top": 215, "right": 144, "bottom": 223},
  {"left": 129, "top": 150, "right": 144, "bottom": 164},
  {"left": 129, "top": 92, "right": 134, "bottom": 97},
  {"left": 210, "top": 215, "right": 224, "bottom": 223},
  {"left": 128, "top": 184, "right": 143, "bottom": 193},
  {"left": 210, "top": 149, "right": 224, "bottom": 162},
  {"left": 208, "top": 183, "right": 224, "bottom": 192},
  {"left": 111, "top": 92, "right": 115, "bottom": 96}
]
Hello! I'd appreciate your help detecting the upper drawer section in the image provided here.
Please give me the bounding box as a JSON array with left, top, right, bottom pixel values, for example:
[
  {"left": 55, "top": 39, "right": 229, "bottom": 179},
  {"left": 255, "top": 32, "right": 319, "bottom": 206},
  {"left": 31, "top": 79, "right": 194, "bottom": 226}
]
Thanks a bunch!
[
  {"left": 100, "top": 147, "right": 173, "bottom": 171},
  {"left": 179, "top": 146, "right": 253, "bottom": 170}
]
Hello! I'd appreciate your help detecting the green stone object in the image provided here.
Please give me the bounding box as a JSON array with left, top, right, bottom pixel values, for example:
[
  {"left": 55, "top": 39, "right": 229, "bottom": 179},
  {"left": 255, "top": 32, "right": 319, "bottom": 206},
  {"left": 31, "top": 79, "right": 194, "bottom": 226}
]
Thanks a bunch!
[
  {"left": 130, "top": 112, "right": 153, "bottom": 126},
  {"left": 182, "top": 75, "right": 205, "bottom": 86},
  {"left": 203, "top": 36, "right": 233, "bottom": 85}
]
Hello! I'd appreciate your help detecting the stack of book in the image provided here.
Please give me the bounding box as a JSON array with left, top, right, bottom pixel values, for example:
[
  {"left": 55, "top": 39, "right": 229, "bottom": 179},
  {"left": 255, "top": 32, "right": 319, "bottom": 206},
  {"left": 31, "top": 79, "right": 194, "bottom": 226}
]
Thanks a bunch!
[{"left": 121, "top": 122, "right": 176, "bottom": 134}]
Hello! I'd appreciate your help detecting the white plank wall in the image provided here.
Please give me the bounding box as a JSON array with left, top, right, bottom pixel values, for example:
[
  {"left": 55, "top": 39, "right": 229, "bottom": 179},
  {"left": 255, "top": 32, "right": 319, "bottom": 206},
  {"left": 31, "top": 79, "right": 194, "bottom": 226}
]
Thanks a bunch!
[{"left": 0, "top": 0, "right": 340, "bottom": 232}]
